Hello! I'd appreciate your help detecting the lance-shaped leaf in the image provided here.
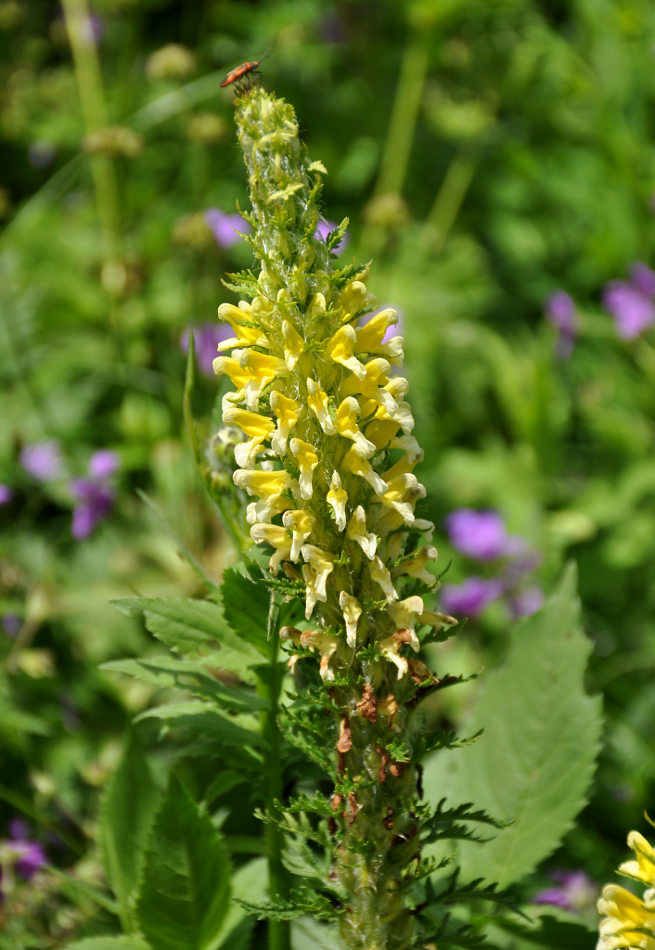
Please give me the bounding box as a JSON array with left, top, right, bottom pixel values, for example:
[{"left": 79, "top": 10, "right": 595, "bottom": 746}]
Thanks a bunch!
[
  {"left": 99, "top": 732, "right": 161, "bottom": 932},
  {"left": 112, "top": 597, "right": 262, "bottom": 683},
  {"left": 136, "top": 776, "right": 231, "bottom": 950},
  {"left": 423, "top": 564, "right": 602, "bottom": 888}
]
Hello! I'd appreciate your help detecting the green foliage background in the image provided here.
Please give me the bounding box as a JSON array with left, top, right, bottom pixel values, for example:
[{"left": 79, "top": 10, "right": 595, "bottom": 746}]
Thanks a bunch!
[{"left": 1, "top": 0, "right": 655, "bottom": 945}]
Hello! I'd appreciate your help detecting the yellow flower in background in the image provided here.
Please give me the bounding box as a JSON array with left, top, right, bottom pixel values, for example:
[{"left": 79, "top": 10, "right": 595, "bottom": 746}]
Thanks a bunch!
[{"left": 598, "top": 825, "right": 655, "bottom": 950}]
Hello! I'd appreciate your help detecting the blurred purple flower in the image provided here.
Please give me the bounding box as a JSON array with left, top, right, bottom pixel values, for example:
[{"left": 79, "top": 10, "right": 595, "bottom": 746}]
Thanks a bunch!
[
  {"left": 630, "top": 261, "right": 655, "bottom": 297},
  {"left": 315, "top": 219, "right": 348, "bottom": 254},
  {"left": 0, "top": 484, "right": 12, "bottom": 505},
  {"left": 20, "top": 440, "right": 63, "bottom": 482},
  {"left": 180, "top": 322, "right": 232, "bottom": 376},
  {"left": 545, "top": 291, "right": 577, "bottom": 359},
  {"left": 445, "top": 509, "right": 513, "bottom": 561},
  {"left": 28, "top": 141, "right": 56, "bottom": 169},
  {"left": 1, "top": 821, "right": 47, "bottom": 882},
  {"left": 88, "top": 449, "right": 119, "bottom": 480},
  {"left": 70, "top": 478, "right": 115, "bottom": 539},
  {"left": 508, "top": 585, "right": 544, "bottom": 618},
  {"left": 205, "top": 208, "right": 250, "bottom": 249},
  {"left": 533, "top": 869, "right": 596, "bottom": 914},
  {"left": 1, "top": 614, "right": 21, "bottom": 637},
  {"left": 69, "top": 451, "right": 119, "bottom": 539},
  {"left": 440, "top": 577, "right": 503, "bottom": 618},
  {"left": 603, "top": 262, "right": 655, "bottom": 340}
]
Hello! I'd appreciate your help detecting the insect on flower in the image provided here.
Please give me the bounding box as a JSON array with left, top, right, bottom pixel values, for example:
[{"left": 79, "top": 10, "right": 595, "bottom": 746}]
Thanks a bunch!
[{"left": 220, "top": 49, "right": 270, "bottom": 91}]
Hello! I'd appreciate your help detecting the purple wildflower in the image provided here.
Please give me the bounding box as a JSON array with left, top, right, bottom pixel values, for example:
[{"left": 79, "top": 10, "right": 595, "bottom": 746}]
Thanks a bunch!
[
  {"left": 20, "top": 440, "right": 63, "bottom": 482},
  {"left": 82, "top": 12, "right": 104, "bottom": 45},
  {"left": 545, "top": 291, "right": 577, "bottom": 358},
  {"left": 507, "top": 584, "right": 544, "bottom": 618},
  {"left": 603, "top": 262, "right": 655, "bottom": 340},
  {"left": 88, "top": 449, "right": 119, "bottom": 480},
  {"left": 315, "top": 219, "right": 349, "bottom": 254},
  {"left": 204, "top": 208, "right": 250, "bottom": 249},
  {"left": 0, "top": 484, "right": 12, "bottom": 505},
  {"left": 69, "top": 451, "right": 119, "bottom": 539},
  {"left": 1, "top": 615, "right": 21, "bottom": 637},
  {"left": 70, "top": 478, "right": 115, "bottom": 539},
  {"left": 533, "top": 869, "right": 596, "bottom": 914},
  {"left": 445, "top": 509, "right": 513, "bottom": 561},
  {"left": 180, "top": 322, "right": 233, "bottom": 376},
  {"left": 440, "top": 577, "right": 503, "bottom": 618},
  {"left": 1, "top": 821, "right": 47, "bottom": 882},
  {"left": 28, "top": 141, "right": 56, "bottom": 169},
  {"left": 629, "top": 261, "right": 655, "bottom": 297}
]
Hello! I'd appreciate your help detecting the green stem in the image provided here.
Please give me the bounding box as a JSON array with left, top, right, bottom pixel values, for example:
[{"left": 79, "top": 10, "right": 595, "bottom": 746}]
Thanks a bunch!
[
  {"left": 374, "top": 31, "right": 430, "bottom": 199},
  {"left": 61, "top": 0, "right": 120, "bottom": 261},
  {"left": 259, "top": 590, "right": 290, "bottom": 950},
  {"left": 421, "top": 153, "right": 476, "bottom": 253}
]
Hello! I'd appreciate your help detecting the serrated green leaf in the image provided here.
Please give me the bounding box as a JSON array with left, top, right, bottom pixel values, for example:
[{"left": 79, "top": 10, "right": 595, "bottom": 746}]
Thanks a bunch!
[
  {"left": 220, "top": 566, "right": 270, "bottom": 654},
  {"left": 111, "top": 597, "right": 261, "bottom": 683},
  {"left": 60, "top": 938, "right": 151, "bottom": 950},
  {"left": 101, "top": 657, "right": 266, "bottom": 715},
  {"left": 423, "top": 565, "right": 602, "bottom": 888},
  {"left": 136, "top": 700, "right": 264, "bottom": 765},
  {"left": 136, "top": 777, "right": 231, "bottom": 950},
  {"left": 99, "top": 732, "right": 161, "bottom": 932}
]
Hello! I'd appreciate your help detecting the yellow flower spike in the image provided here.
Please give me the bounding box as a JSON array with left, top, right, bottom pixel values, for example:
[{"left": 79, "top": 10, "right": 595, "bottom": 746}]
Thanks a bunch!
[
  {"left": 307, "top": 292, "right": 327, "bottom": 319},
  {"left": 388, "top": 596, "right": 424, "bottom": 628},
  {"left": 385, "top": 375, "right": 410, "bottom": 401},
  {"left": 221, "top": 407, "right": 275, "bottom": 468},
  {"left": 246, "top": 496, "right": 292, "bottom": 526},
  {"left": 335, "top": 397, "right": 376, "bottom": 457},
  {"left": 346, "top": 506, "right": 377, "bottom": 559},
  {"left": 364, "top": 418, "right": 401, "bottom": 453},
  {"left": 337, "top": 278, "right": 370, "bottom": 322},
  {"left": 391, "top": 546, "right": 439, "bottom": 586},
  {"left": 290, "top": 438, "right": 319, "bottom": 500},
  {"left": 240, "top": 350, "right": 286, "bottom": 406},
  {"left": 217, "top": 301, "right": 252, "bottom": 324},
  {"left": 213, "top": 354, "right": 252, "bottom": 398},
  {"left": 307, "top": 378, "right": 336, "bottom": 434},
  {"left": 356, "top": 310, "right": 404, "bottom": 363},
  {"left": 216, "top": 322, "right": 270, "bottom": 353},
  {"left": 280, "top": 627, "right": 340, "bottom": 682},
  {"left": 343, "top": 445, "right": 387, "bottom": 496},
  {"left": 282, "top": 320, "right": 304, "bottom": 370},
  {"left": 300, "top": 544, "right": 335, "bottom": 619},
  {"left": 374, "top": 397, "right": 416, "bottom": 435},
  {"left": 380, "top": 473, "right": 425, "bottom": 524},
  {"left": 282, "top": 508, "right": 315, "bottom": 561},
  {"left": 250, "top": 522, "right": 292, "bottom": 572},
  {"left": 339, "top": 591, "right": 362, "bottom": 648},
  {"left": 390, "top": 433, "right": 424, "bottom": 464},
  {"left": 621, "top": 831, "right": 655, "bottom": 886},
  {"left": 598, "top": 828, "right": 655, "bottom": 950},
  {"left": 369, "top": 555, "right": 399, "bottom": 603},
  {"left": 327, "top": 471, "right": 348, "bottom": 531},
  {"left": 326, "top": 325, "right": 367, "bottom": 378},
  {"left": 270, "top": 390, "right": 300, "bottom": 454},
  {"left": 233, "top": 469, "right": 295, "bottom": 525},
  {"left": 341, "top": 356, "right": 391, "bottom": 399},
  {"left": 379, "top": 629, "right": 418, "bottom": 680}
]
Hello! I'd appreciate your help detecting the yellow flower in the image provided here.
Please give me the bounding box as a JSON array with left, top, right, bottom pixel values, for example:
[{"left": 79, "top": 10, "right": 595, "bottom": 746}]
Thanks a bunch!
[
  {"left": 598, "top": 826, "right": 655, "bottom": 950},
  {"left": 327, "top": 472, "right": 348, "bottom": 531},
  {"left": 290, "top": 438, "right": 319, "bottom": 500}
]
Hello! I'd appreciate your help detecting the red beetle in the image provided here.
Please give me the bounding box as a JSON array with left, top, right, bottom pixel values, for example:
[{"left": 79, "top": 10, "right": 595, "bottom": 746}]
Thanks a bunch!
[{"left": 220, "top": 50, "right": 270, "bottom": 89}]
